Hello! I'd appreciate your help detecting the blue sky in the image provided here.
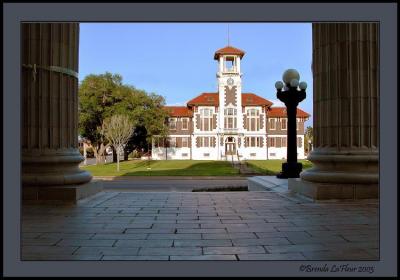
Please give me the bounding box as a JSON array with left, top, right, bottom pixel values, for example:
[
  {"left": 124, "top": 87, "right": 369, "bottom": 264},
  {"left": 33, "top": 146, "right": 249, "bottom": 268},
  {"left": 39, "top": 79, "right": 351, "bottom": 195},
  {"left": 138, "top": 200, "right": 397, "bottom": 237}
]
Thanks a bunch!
[{"left": 79, "top": 23, "right": 313, "bottom": 127}]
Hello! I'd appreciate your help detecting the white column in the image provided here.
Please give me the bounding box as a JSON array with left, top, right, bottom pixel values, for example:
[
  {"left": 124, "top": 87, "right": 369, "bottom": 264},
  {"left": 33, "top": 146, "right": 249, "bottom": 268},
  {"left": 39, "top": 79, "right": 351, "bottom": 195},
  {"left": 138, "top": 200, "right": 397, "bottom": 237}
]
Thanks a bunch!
[{"left": 219, "top": 56, "right": 224, "bottom": 73}]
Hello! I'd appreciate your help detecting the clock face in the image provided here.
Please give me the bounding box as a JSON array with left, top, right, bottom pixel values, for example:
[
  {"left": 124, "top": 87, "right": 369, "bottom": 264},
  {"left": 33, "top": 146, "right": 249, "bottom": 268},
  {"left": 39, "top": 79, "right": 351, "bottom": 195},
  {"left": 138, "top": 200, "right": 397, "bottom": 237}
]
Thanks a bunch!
[{"left": 227, "top": 78, "right": 234, "bottom": 86}]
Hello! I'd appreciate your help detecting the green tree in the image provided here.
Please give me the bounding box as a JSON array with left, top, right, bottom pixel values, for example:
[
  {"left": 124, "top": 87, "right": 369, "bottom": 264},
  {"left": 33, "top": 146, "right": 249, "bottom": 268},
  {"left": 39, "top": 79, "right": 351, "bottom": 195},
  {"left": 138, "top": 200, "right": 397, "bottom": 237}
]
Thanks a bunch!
[
  {"left": 79, "top": 73, "right": 168, "bottom": 164},
  {"left": 120, "top": 87, "right": 169, "bottom": 159},
  {"left": 78, "top": 72, "right": 124, "bottom": 164}
]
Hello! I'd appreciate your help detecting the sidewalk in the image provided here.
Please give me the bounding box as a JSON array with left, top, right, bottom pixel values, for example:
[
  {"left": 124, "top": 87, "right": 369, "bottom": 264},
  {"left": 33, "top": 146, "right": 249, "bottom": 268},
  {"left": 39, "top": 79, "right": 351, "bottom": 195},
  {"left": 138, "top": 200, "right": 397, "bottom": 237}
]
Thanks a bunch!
[{"left": 248, "top": 176, "right": 289, "bottom": 193}]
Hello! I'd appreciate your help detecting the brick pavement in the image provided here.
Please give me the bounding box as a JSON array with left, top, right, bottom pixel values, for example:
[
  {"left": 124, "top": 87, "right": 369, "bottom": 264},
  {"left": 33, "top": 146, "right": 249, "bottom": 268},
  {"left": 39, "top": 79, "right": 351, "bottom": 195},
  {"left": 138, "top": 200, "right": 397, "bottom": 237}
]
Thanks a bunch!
[{"left": 21, "top": 191, "right": 378, "bottom": 261}]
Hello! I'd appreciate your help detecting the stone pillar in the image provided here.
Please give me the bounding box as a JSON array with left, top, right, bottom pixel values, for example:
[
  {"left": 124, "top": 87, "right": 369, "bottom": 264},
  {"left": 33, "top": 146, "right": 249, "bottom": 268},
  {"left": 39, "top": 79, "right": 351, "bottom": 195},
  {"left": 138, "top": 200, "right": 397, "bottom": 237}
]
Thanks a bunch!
[
  {"left": 289, "top": 23, "right": 379, "bottom": 200},
  {"left": 21, "top": 23, "right": 101, "bottom": 202}
]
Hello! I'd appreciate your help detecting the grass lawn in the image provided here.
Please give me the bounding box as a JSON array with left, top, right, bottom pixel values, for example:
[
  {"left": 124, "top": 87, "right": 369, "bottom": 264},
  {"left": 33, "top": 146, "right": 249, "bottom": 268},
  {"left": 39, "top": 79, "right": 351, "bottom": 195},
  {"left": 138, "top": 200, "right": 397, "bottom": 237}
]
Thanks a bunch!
[
  {"left": 245, "top": 160, "right": 313, "bottom": 175},
  {"left": 81, "top": 160, "right": 240, "bottom": 176}
]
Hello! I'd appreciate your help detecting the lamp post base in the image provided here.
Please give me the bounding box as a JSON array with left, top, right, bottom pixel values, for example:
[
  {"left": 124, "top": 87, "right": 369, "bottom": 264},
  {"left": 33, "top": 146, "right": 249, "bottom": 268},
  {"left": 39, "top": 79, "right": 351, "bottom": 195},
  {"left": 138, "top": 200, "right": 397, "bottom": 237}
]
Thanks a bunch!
[{"left": 277, "top": 162, "right": 303, "bottom": 179}]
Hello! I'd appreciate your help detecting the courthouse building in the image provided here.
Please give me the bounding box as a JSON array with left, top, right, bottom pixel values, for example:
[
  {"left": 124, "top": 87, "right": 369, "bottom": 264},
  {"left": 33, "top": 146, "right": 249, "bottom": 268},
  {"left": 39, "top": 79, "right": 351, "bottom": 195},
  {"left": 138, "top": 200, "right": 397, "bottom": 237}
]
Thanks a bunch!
[{"left": 152, "top": 45, "right": 310, "bottom": 160}]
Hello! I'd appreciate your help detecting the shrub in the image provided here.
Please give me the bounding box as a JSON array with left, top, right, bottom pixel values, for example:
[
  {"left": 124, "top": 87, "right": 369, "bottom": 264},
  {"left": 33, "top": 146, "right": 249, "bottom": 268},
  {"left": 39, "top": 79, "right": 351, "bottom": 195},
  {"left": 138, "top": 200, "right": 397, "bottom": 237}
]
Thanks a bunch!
[
  {"left": 129, "top": 150, "right": 141, "bottom": 159},
  {"left": 85, "top": 147, "right": 95, "bottom": 158}
]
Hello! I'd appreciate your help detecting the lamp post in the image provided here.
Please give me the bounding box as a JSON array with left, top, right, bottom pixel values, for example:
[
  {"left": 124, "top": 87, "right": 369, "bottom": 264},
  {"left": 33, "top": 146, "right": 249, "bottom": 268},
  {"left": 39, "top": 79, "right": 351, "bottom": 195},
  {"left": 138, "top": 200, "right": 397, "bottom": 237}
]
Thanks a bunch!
[{"left": 275, "top": 69, "right": 307, "bottom": 178}]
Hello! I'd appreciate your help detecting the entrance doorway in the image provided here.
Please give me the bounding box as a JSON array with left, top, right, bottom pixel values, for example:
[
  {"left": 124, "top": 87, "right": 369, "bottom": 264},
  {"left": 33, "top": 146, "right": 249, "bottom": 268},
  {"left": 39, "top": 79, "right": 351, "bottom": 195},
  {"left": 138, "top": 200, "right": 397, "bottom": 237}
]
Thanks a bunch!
[{"left": 225, "top": 137, "right": 236, "bottom": 155}]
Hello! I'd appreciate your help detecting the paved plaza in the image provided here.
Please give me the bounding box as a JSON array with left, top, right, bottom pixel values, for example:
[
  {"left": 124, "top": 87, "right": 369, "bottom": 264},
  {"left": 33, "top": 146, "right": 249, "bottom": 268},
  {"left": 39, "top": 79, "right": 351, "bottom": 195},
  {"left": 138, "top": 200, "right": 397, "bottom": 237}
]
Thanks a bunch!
[{"left": 22, "top": 186, "right": 379, "bottom": 261}]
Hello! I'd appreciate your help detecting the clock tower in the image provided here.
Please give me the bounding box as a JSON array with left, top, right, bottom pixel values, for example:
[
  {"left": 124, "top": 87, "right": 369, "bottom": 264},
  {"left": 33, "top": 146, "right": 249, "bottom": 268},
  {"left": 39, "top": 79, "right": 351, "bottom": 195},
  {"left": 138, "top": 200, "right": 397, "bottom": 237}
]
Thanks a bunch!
[{"left": 214, "top": 45, "right": 245, "bottom": 157}]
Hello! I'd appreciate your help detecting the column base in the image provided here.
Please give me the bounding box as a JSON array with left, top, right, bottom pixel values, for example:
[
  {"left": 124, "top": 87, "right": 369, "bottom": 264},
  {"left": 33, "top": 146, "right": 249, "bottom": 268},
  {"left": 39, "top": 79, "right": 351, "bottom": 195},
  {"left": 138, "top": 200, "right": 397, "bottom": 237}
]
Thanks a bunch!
[
  {"left": 288, "top": 178, "right": 379, "bottom": 200},
  {"left": 22, "top": 148, "right": 93, "bottom": 186},
  {"left": 22, "top": 180, "right": 103, "bottom": 205}
]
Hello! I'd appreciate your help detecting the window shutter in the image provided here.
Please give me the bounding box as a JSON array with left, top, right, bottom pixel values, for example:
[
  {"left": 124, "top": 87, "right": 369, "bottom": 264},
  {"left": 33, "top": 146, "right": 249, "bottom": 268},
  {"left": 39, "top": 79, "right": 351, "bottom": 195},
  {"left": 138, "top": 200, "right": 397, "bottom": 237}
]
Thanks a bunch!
[
  {"left": 213, "top": 114, "right": 217, "bottom": 129},
  {"left": 259, "top": 137, "right": 264, "bottom": 147},
  {"left": 297, "top": 137, "right": 302, "bottom": 147},
  {"left": 176, "top": 137, "right": 182, "bottom": 148},
  {"left": 196, "top": 114, "right": 201, "bottom": 129},
  {"left": 206, "top": 137, "right": 211, "bottom": 147},
  {"left": 276, "top": 137, "right": 282, "bottom": 148}
]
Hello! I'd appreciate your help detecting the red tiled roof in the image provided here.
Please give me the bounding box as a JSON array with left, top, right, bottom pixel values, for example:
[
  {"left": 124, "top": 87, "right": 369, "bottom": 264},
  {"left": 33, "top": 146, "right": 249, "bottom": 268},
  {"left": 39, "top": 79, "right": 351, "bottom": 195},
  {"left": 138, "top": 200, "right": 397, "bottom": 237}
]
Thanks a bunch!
[
  {"left": 242, "top": 93, "right": 273, "bottom": 106},
  {"left": 164, "top": 104, "right": 309, "bottom": 118},
  {"left": 187, "top": 93, "right": 219, "bottom": 106},
  {"left": 187, "top": 92, "right": 273, "bottom": 107},
  {"left": 267, "top": 107, "right": 310, "bottom": 118},
  {"left": 214, "top": 45, "right": 245, "bottom": 60},
  {"left": 163, "top": 106, "right": 192, "bottom": 117}
]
